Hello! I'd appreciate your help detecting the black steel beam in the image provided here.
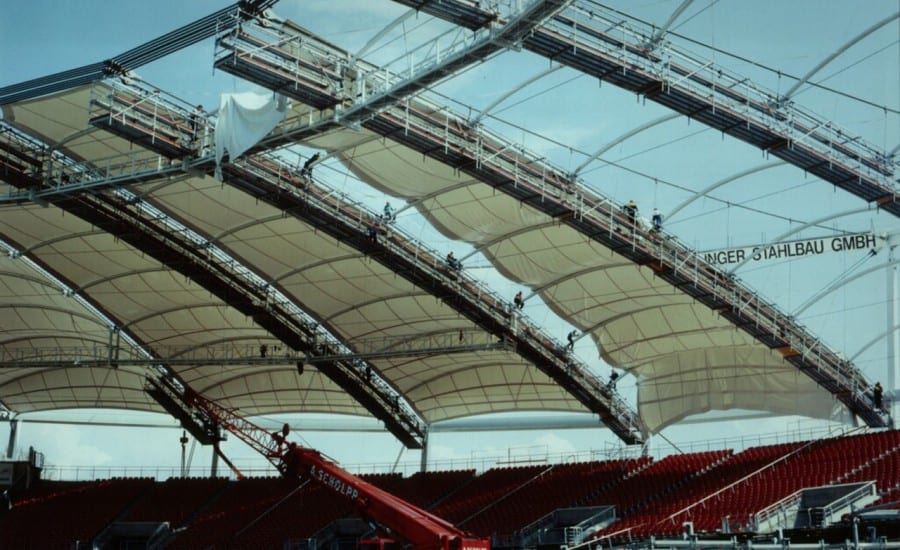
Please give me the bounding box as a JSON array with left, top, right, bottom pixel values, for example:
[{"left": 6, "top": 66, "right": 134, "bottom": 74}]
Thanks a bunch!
[
  {"left": 385, "top": 1, "right": 897, "bottom": 217},
  {"left": 392, "top": 0, "right": 498, "bottom": 30},
  {"left": 223, "top": 156, "right": 644, "bottom": 443},
  {"left": 2, "top": 149, "right": 424, "bottom": 449}
]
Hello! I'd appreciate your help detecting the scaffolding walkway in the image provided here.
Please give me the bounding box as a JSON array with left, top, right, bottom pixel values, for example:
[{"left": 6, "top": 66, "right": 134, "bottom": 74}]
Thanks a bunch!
[
  {"left": 214, "top": 29, "right": 889, "bottom": 429},
  {"left": 0, "top": 337, "right": 511, "bottom": 369},
  {"left": 0, "top": 128, "right": 426, "bottom": 449},
  {"left": 214, "top": 0, "right": 572, "bottom": 141},
  {"left": 224, "top": 150, "right": 645, "bottom": 443},
  {"left": 398, "top": 0, "right": 499, "bottom": 30},
  {"left": 391, "top": 0, "right": 898, "bottom": 214},
  {"left": 0, "top": 122, "right": 194, "bottom": 204},
  {"left": 89, "top": 82, "right": 211, "bottom": 159},
  {"left": 6, "top": 81, "right": 646, "bottom": 444}
]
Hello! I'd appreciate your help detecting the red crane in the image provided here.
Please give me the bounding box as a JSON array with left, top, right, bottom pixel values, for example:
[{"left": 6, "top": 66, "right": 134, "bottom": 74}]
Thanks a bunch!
[{"left": 171, "top": 378, "right": 490, "bottom": 550}]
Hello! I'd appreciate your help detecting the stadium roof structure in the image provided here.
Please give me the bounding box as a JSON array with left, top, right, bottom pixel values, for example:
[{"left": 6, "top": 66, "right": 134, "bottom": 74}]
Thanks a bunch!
[{"left": 0, "top": 0, "right": 897, "bottom": 453}]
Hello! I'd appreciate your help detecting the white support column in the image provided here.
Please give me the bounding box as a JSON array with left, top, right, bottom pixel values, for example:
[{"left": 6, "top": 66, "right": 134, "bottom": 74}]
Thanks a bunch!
[
  {"left": 889, "top": 243, "right": 899, "bottom": 424},
  {"left": 419, "top": 430, "right": 429, "bottom": 473}
]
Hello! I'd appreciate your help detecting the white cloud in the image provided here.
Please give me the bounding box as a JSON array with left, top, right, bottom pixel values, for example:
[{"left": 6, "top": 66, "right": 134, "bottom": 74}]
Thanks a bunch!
[{"left": 27, "top": 424, "right": 113, "bottom": 468}]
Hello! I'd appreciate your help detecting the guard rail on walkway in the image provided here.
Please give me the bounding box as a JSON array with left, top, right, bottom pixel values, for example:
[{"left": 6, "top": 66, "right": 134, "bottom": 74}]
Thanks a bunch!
[
  {"left": 392, "top": 0, "right": 898, "bottom": 214},
  {"left": 1, "top": 121, "right": 426, "bottom": 449},
  {"left": 212, "top": 25, "right": 888, "bottom": 428}
]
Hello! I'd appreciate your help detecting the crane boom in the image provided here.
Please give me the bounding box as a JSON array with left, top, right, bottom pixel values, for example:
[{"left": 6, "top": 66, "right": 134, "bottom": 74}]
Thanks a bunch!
[
  {"left": 281, "top": 443, "right": 489, "bottom": 550},
  {"left": 155, "top": 376, "right": 490, "bottom": 549}
]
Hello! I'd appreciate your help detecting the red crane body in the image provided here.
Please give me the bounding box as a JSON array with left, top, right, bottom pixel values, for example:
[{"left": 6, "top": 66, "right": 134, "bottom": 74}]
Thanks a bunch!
[
  {"left": 281, "top": 442, "right": 490, "bottom": 550},
  {"left": 173, "top": 379, "right": 490, "bottom": 550}
]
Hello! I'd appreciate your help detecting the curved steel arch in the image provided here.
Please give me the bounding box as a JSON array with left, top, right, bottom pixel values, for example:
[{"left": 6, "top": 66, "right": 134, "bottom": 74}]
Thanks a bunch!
[
  {"left": 0, "top": 368, "right": 144, "bottom": 401},
  {"left": 0, "top": 378, "right": 128, "bottom": 396},
  {"left": 120, "top": 301, "right": 235, "bottom": 330},
  {"left": 140, "top": 172, "right": 197, "bottom": 199},
  {"left": 318, "top": 132, "right": 391, "bottom": 176},
  {"left": 667, "top": 161, "right": 786, "bottom": 222},
  {"left": 211, "top": 212, "right": 286, "bottom": 243},
  {"left": 272, "top": 252, "right": 365, "bottom": 284},
  {"left": 850, "top": 322, "right": 900, "bottom": 363},
  {"left": 77, "top": 266, "right": 172, "bottom": 293},
  {"left": 646, "top": 0, "right": 695, "bottom": 48},
  {"left": 459, "top": 219, "right": 559, "bottom": 263},
  {"left": 780, "top": 12, "right": 900, "bottom": 103},
  {"left": 561, "top": 291, "right": 694, "bottom": 321},
  {"left": 525, "top": 261, "right": 649, "bottom": 299},
  {"left": 195, "top": 366, "right": 321, "bottom": 396},
  {"left": 728, "top": 205, "right": 875, "bottom": 273},
  {"left": 627, "top": 361, "right": 739, "bottom": 382},
  {"left": 21, "top": 229, "right": 105, "bottom": 255},
  {"left": 404, "top": 359, "right": 545, "bottom": 395},
  {"left": 408, "top": 179, "right": 481, "bottom": 212},
  {"left": 603, "top": 324, "right": 743, "bottom": 357},
  {"left": 623, "top": 340, "right": 773, "bottom": 368},
  {"left": 470, "top": 64, "right": 565, "bottom": 126},
  {"left": 572, "top": 113, "right": 682, "bottom": 178},
  {"left": 793, "top": 253, "right": 890, "bottom": 317},
  {"left": 0, "top": 302, "right": 110, "bottom": 327},
  {"left": 534, "top": 286, "right": 694, "bottom": 353},
  {"left": 189, "top": 386, "right": 352, "bottom": 407},
  {"left": 634, "top": 394, "right": 816, "bottom": 436},
  {"left": 413, "top": 384, "right": 574, "bottom": 410},
  {"left": 356, "top": 6, "right": 419, "bottom": 58},
  {"left": 638, "top": 360, "right": 800, "bottom": 384},
  {"left": 50, "top": 125, "right": 104, "bottom": 152},
  {"left": 577, "top": 301, "right": 696, "bottom": 337},
  {"left": 0, "top": 269, "right": 63, "bottom": 291},
  {"left": 348, "top": 315, "right": 474, "bottom": 343},
  {"left": 388, "top": 177, "right": 483, "bottom": 219},
  {"left": 0, "top": 333, "right": 109, "bottom": 348},
  {"left": 324, "top": 290, "right": 432, "bottom": 322}
]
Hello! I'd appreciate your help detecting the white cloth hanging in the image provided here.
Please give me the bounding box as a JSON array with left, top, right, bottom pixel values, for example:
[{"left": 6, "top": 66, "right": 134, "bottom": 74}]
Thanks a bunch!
[{"left": 215, "top": 91, "right": 287, "bottom": 178}]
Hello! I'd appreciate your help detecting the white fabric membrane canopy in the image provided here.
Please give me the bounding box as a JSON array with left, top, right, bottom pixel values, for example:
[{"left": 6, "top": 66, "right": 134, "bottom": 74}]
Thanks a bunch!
[
  {"left": 0, "top": 79, "right": 844, "bottom": 437},
  {"left": 0, "top": 86, "right": 584, "bottom": 427},
  {"left": 304, "top": 120, "right": 844, "bottom": 433}
]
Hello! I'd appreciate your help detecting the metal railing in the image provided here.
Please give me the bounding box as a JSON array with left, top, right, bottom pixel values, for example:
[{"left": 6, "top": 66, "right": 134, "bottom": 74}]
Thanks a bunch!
[
  {"left": 88, "top": 80, "right": 212, "bottom": 156},
  {"left": 379, "top": 0, "right": 893, "bottom": 191},
  {"left": 818, "top": 481, "right": 878, "bottom": 527},
  {"left": 233, "top": 148, "right": 644, "bottom": 437},
  {"left": 3, "top": 99, "right": 427, "bottom": 442},
  {"left": 549, "top": 1, "right": 895, "bottom": 186},
  {"left": 414, "top": 101, "right": 831, "bottom": 322},
  {"left": 1, "top": 120, "right": 203, "bottom": 204},
  {"left": 210, "top": 17, "right": 883, "bottom": 423},
  {"left": 357, "top": 94, "right": 879, "bottom": 421},
  {"left": 216, "top": 10, "right": 491, "bottom": 109},
  {"left": 751, "top": 489, "right": 803, "bottom": 532}
]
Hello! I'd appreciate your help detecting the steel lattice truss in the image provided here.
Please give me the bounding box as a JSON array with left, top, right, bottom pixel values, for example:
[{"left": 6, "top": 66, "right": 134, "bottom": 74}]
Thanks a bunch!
[{"left": 0, "top": 0, "right": 894, "bottom": 449}]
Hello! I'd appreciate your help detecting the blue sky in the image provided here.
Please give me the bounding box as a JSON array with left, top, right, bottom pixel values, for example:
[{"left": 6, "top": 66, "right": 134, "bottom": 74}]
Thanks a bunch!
[{"left": 1, "top": 0, "right": 898, "bottom": 477}]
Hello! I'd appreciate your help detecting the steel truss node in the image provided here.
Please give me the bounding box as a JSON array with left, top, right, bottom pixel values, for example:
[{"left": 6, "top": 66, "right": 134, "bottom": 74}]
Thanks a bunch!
[{"left": 0, "top": 339, "right": 513, "bottom": 369}]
